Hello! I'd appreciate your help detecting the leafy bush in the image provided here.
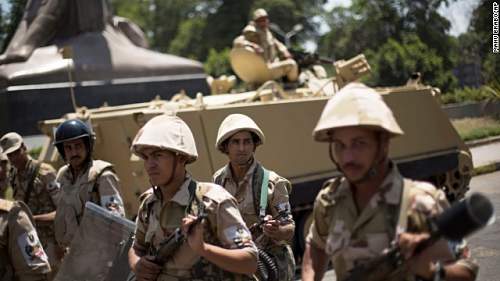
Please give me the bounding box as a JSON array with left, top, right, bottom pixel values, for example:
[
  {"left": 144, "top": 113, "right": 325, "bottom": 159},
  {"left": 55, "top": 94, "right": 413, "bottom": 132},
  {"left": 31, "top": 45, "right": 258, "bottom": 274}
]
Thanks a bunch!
[
  {"left": 28, "top": 146, "right": 42, "bottom": 159},
  {"left": 204, "top": 48, "right": 232, "bottom": 77},
  {"left": 365, "top": 33, "right": 457, "bottom": 92},
  {"left": 441, "top": 86, "right": 499, "bottom": 104}
]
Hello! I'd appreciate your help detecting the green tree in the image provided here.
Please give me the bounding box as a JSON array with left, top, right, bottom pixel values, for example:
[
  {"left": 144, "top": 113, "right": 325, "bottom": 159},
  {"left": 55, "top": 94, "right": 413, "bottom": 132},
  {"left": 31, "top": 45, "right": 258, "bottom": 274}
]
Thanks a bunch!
[
  {"left": 168, "top": 17, "right": 207, "bottom": 59},
  {"left": 1, "top": 0, "right": 27, "bottom": 52},
  {"left": 467, "top": 0, "right": 499, "bottom": 89},
  {"left": 367, "top": 33, "right": 457, "bottom": 91},
  {"left": 204, "top": 47, "right": 232, "bottom": 77}
]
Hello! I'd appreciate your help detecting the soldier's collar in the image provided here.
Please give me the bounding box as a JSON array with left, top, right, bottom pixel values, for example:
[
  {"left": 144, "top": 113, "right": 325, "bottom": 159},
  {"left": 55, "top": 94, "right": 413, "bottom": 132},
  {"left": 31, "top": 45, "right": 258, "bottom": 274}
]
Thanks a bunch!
[
  {"left": 170, "top": 174, "right": 193, "bottom": 206},
  {"left": 378, "top": 162, "right": 403, "bottom": 205},
  {"left": 224, "top": 158, "right": 258, "bottom": 182}
]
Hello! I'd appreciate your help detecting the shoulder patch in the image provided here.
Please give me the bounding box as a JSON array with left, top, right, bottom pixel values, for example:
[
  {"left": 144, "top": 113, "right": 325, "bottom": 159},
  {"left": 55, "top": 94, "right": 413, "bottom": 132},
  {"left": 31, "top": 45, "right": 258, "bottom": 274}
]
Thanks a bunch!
[
  {"left": 17, "top": 229, "right": 49, "bottom": 266},
  {"left": 0, "top": 199, "right": 14, "bottom": 212}
]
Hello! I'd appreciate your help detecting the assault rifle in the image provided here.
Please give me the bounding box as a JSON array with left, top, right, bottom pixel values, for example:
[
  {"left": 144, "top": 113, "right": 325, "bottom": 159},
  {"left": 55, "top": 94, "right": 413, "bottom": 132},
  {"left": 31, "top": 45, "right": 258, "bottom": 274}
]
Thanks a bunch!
[
  {"left": 249, "top": 208, "right": 291, "bottom": 238},
  {"left": 343, "top": 192, "right": 494, "bottom": 281},
  {"left": 290, "top": 49, "right": 334, "bottom": 69},
  {"left": 150, "top": 212, "right": 207, "bottom": 266}
]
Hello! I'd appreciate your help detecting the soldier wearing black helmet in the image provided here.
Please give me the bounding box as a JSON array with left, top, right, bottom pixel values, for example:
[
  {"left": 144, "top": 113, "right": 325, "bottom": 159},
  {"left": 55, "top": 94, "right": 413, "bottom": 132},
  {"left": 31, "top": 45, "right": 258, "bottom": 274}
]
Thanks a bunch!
[{"left": 53, "top": 119, "right": 125, "bottom": 252}]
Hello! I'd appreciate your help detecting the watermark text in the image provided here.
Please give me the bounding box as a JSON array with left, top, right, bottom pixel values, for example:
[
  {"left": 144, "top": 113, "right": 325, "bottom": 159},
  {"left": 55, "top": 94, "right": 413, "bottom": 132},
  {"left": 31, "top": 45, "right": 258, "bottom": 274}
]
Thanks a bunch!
[{"left": 494, "top": 2, "right": 499, "bottom": 53}]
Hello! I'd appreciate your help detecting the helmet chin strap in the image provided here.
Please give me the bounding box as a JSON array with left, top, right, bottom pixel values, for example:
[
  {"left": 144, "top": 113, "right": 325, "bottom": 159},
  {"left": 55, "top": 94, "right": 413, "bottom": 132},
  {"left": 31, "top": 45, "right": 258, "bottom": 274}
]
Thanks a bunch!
[{"left": 153, "top": 153, "right": 179, "bottom": 199}]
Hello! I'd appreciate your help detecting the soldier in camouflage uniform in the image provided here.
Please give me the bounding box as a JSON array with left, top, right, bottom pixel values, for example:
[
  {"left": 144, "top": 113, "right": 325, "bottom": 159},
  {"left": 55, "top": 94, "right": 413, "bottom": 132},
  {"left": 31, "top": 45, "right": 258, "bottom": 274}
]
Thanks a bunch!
[
  {"left": 52, "top": 119, "right": 125, "bottom": 252},
  {"left": 0, "top": 198, "right": 51, "bottom": 281},
  {"left": 128, "top": 115, "right": 258, "bottom": 281},
  {"left": 213, "top": 114, "right": 295, "bottom": 281},
  {"left": 237, "top": 9, "right": 298, "bottom": 82},
  {"left": 301, "top": 83, "right": 478, "bottom": 281},
  {"left": 0, "top": 132, "right": 61, "bottom": 277},
  {"left": 0, "top": 149, "right": 9, "bottom": 198}
]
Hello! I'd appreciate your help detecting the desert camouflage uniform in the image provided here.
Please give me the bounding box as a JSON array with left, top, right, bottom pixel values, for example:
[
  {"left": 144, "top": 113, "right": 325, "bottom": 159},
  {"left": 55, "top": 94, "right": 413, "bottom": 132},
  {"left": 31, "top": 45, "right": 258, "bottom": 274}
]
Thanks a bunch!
[
  {"left": 213, "top": 159, "right": 295, "bottom": 281},
  {"left": 255, "top": 27, "right": 298, "bottom": 82},
  {"left": 0, "top": 199, "right": 51, "bottom": 281},
  {"left": 133, "top": 174, "right": 258, "bottom": 281},
  {"left": 10, "top": 157, "right": 60, "bottom": 272},
  {"left": 307, "top": 162, "right": 479, "bottom": 281},
  {"left": 54, "top": 160, "right": 125, "bottom": 249}
]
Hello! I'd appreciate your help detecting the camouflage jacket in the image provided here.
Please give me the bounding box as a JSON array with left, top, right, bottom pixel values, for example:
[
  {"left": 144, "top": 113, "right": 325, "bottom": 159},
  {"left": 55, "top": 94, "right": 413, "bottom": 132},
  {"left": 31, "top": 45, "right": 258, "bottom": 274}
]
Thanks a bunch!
[
  {"left": 307, "top": 162, "right": 479, "bottom": 281},
  {"left": 133, "top": 175, "right": 258, "bottom": 281},
  {"left": 213, "top": 160, "right": 295, "bottom": 281},
  {"left": 54, "top": 160, "right": 125, "bottom": 248},
  {"left": 0, "top": 199, "right": 50, "bottom": 281},
  {"left": 10, "top": 157, "right": 59, "bottom": 246}
]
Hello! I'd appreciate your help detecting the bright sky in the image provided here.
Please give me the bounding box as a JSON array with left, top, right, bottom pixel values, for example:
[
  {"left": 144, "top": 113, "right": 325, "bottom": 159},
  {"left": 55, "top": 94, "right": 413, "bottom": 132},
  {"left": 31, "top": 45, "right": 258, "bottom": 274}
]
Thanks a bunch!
[
  {"left": 0, "top": 0, "right": 477, "bottom": 48},
  {"left": 325, "top": 0, "right": 479, "bottom": 36}
]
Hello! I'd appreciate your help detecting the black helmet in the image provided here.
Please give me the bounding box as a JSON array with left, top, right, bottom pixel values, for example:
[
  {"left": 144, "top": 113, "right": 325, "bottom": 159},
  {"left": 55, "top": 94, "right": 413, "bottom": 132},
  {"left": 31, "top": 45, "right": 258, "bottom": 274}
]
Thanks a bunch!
[{"left": 54, "top": 119, "right": 94, "bottom": 160}]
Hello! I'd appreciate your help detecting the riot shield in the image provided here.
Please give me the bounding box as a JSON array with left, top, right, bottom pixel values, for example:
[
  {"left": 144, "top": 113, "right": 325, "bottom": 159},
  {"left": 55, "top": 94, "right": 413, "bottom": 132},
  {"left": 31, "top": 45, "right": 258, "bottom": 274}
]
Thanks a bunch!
[{"left": 54, "top": 202, "right": 135, "bottom": 281}]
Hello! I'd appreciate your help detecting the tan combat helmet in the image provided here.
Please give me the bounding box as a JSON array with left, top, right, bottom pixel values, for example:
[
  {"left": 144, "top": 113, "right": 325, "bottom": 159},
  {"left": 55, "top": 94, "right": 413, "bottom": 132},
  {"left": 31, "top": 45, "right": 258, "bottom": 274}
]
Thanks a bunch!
[
  {"left": 216, "top": 113, "right": 265, "bottom": 152},
  {"left": 131, "top": 115, "right": 198, "bottom": 164},
  {"left": 253, "top": 8, "right": 268, "bottom": 20},
  {"left": 243, "top": 24, "right": 257, "bottom": 35},
  {"left": 313, "top": 82, "right": 404, "bottom": 142},
  {"left": 0, "top": 132, "right": 23, "bottom": 154}
]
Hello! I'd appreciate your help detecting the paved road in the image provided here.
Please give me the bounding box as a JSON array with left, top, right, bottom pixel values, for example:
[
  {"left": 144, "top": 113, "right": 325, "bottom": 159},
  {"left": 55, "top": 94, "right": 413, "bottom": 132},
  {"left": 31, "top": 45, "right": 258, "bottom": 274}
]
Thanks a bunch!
[
  {"left": 468, "top": 171, "right": 500, "bottom": 281},
  {"left": 470, "top": 142, "right": 500, "bottom": 168},
  {"left": 297, "top": 171, "right": 500, "bottom": 281}
]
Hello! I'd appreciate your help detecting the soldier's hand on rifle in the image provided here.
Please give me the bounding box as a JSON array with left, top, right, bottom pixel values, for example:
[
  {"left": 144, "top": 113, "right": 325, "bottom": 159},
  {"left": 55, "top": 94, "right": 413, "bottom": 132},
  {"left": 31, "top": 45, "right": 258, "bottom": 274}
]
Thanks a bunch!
[
  {"left": 398, "top": 232, "right": 436, "bottom": 279},
  {"left": 262, "top": 214, "right": 280, "bottom": 239},
  {"left": 182, "top": 214, "right": 205, "bottom": 254},
  {"left": 135, "top": 255, "right": 162, "bottom": 281}
]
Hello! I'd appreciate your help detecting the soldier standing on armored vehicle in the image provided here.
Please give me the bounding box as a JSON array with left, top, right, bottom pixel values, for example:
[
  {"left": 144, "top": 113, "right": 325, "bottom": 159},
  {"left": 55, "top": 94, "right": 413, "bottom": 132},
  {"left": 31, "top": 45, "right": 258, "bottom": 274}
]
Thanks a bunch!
[
  {"left": 213, "top": 114, "right": 295, "bottom": 281},
  {"left": 128, "top": 115, "right": 258, "bottom": 281},
  {"left": 0, "top": 197, "right": 51, "bottom": 281},
  {"left": 235, "top": 8, "right": 298, "bottom": 82},
  {"left": 53, "top": 119, "right": 125, "bottom": 253},
  {"left": 0, "top": 132, "right": 61, "bottom": 278},
  {"left": 301, "top": 83, "right": 478, "bottom": 281}
]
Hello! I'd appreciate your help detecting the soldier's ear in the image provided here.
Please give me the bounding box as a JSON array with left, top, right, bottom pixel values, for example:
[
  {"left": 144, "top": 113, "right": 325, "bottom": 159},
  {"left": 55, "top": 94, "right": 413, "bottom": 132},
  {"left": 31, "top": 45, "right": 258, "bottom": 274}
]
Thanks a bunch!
[
  {"left": 177, "top": 154, "right": 189, "bottom": 166},
  {"left": 380, "top": 133, "right": 390, "bottom": 155}
]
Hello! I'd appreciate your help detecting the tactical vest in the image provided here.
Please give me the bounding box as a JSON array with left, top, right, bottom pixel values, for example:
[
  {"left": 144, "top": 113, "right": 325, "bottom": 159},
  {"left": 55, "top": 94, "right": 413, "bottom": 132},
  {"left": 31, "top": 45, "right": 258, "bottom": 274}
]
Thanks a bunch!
[
  {"left": 143, "top": 181, "right": 254, "bottom": 281},
  {"left": 215, "top": 164, "right": 295, "bottom": 281},
  {"left": 322, "top": 176, "right": 420, "bottom": 281},
  {"left": 214, "top": 163, "right": 271, "bottom": 223},
  {"left": 55, "top": 160, "right": 114, "bottom": 247}
]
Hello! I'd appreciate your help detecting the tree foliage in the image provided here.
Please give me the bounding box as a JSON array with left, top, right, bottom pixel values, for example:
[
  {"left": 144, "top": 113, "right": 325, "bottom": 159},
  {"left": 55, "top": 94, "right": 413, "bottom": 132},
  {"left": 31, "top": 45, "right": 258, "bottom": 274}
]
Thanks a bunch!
[
  {"left": 318, "top": 0, "right": 457, "bottom": 91},
  {"left": 0, "top": 0, "right": 494, "bottom": 98},
  {"left": 366, "top": 33, "right": 456, "bottom": 91},
  {"left": 1, "top": 0, "right": 27, "bottom": 52}
]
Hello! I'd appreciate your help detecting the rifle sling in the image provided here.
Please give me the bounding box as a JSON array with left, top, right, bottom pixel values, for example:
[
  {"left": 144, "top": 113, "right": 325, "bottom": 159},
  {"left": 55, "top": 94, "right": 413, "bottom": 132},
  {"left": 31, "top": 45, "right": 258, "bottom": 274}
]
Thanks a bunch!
[{"left": 23, "top": 162, "right": 41, "bottom": 205}]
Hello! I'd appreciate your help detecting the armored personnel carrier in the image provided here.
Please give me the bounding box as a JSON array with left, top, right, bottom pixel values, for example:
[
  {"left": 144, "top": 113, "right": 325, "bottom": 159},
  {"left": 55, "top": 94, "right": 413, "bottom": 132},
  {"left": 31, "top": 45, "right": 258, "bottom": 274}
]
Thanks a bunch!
[{"left": 37, "top": 53, "right": 472, "bottom": 259}]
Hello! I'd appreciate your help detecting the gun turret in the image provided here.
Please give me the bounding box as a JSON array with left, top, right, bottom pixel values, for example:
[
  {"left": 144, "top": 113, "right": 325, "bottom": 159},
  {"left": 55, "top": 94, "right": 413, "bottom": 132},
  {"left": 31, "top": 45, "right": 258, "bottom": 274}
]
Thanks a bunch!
[{"left": 343, "top": 192, "right": 494, "bottom": 281}]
